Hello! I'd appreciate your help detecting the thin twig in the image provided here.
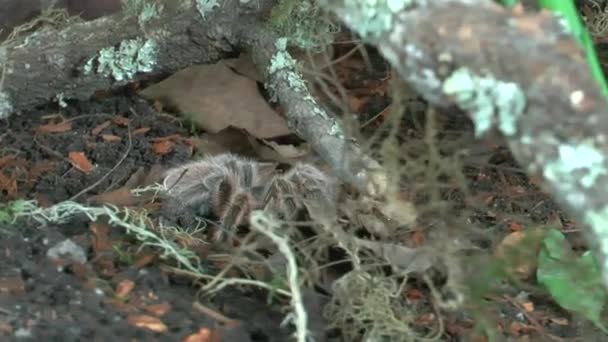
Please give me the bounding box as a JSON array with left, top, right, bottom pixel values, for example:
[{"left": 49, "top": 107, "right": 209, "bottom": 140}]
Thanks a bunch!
[{"left": 192, "top": 301, "right": 240, "bottom": 325}]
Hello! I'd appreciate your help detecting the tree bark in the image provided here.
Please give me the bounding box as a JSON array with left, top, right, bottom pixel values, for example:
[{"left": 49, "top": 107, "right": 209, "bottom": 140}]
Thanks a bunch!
[
  {"left": 321, "top": 0, "right": 608, "bottom": 285},
  {"left": 0, "top": 0, "right": 265, "bottom": 118},
  {"left": 0, "top": 0, "right": 386, "bottom": 197}
]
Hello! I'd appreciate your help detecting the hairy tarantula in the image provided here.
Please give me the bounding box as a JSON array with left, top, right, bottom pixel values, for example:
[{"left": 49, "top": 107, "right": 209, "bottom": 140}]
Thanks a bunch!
[{"left": 161, "top": 153, "right": 336, "bottom": 240}]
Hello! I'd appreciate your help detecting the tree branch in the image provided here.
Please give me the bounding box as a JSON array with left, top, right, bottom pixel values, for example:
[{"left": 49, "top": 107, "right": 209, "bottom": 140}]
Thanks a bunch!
[
  {"left": 238, "top": 21, "right": 387, "bottom": 195},
  {"left": 321, "top": 0, "right": 608, "bottom": 285},
  {"left": 0, "top": 0, "right": 271, "bottom": 117}
]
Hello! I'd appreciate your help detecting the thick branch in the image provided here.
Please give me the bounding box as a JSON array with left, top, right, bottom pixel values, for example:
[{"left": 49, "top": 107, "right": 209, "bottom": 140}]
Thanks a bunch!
[
  {"left": 238, "top": 22, "right": 387, "bottom": 195},
  {"left": 0, "top": 0, "right": 270, "bottom": 118},
  {"left": 323, "top": 0, "right": 608, "bottom": 284},
  {"left": 0, "top": 0, "right": 387, "bottom": 197}
]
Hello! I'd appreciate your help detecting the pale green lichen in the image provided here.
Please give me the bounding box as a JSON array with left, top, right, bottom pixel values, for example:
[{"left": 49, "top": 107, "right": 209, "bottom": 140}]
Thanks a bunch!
[
  {"left": 122, "top": 0, "right": 163, "bottom": 26},
  {"left": 140, "top": 3, "right": 162, "bottom": 23},
  {"left": 267, "top": 37, "right": 344, "bottom": 138},
  {"left": 0, "top": 92, "right": 13, "bottom": 119},
  {"left": 544, "top": 141, "right": 607, "bottom": 189},
  {"left": 196, "top": 0, "right": 221, "bottom": 18},
  {"left": 322, "top": 0, "right": 416, "bottom": 41},
  {"left": 584, "top": 206, "right": 608, "bottom": 283},
  {"left": 55, "top": 93, "right": 68, "bottom": 108},
  {"left": 84, "top": 38, "right": 158, "bottom": 81},
  {"left": 442, "top": 67, "right": 526, "bottom": 137},
  {"left": 269, "top": 0, "right": 339, "bottom": 50}
]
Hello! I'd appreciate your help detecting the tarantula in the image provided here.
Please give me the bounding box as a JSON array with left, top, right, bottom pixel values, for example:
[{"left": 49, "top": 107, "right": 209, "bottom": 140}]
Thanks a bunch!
[{"left": 161, "top": 153, "right": 336, "bottom": 241}]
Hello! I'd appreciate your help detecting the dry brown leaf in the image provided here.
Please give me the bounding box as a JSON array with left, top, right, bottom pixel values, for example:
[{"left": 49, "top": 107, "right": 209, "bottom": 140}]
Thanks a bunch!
[
  {"left": 68, "top": 152, "right": 93, "bottom": 174},
  {"left": 143, "top": 302, "right": 171, "bottom": 317},
  {"left": 0, "top": 155, "right": 16, "bottom": 169},
  {"left": 132, "top": 127, "right": 151, "bottom": 135},
  {"left": 28, "top": 161, "right": 56, "bottom": 182},
  {"left": 261, "top": 140, "right": 309, "bottom": 159},
  {"left": 90, "top": 222, "right": 116, "bottom": 276},
  {"left": 112, "top": 116, "right": 131, "bottom": 126},
  {"left": 0, "top": 276, "right": 25, "bottom": 294},
  {"left": 152, "top": 140, "right": 174, "bottom": 155},
  {"left": 495, "top": 229, "right": 546, "bottom": 279},
  {"left": 88, "top": 187, "right": 138, "bottom": 206},
  {"left": 521, "top": 301, "right": 534, "bottom": 312},
  {"left": 102, "top": 134, "right": 122, "bottom": 142},
  {"left": 115, "top": 279, "right": 135, "bottom": 298},
  {"left": 196, "top": 128, "right": 258, "bottom": 157},
  {"left": 140, "top": 63, "right": 291, "bottom": 139},
  {"left": 151, "top": 134, "right": 180, "bottom": 142},
  {"left": 134, "top": 252, "right": 157, "bottom": 268},
  {"left": 153, "top": 100, "right": 164, "bottom": 112},
  {"left": 127, "top": 314, "right": 168, "bottom": 333},
  {"left": 248, "top": 136, "right": 310, "bottom": 163},
  {"left": 410, "top": 231, "right": 426, "bottom": 247},
  {"left": 549, "top": 317, "right": 568, "bottom": 326},
  {"left": 223, "top": 54, "right": 263, "bottom": 82},
  {"left": 182, "top": 328, "right": 213, "bottom": 342},
  {"left": 91, "top": 120, "right": 112, "bottom": 135},
  {"left": 34, "top": 121, "right": 72, "bottom": 134}
]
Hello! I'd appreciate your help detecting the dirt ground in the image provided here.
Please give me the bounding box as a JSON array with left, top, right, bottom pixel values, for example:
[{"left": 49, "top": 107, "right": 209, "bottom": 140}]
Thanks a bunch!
[
  {"left": 0, "top": 41, "right": 604, "bottom": 341},
  {"left": 0, "top": 88, "right": 599, "bottom": 341},
  {"left": 0, "top": 93, "right": 295, "bottom": 341}
]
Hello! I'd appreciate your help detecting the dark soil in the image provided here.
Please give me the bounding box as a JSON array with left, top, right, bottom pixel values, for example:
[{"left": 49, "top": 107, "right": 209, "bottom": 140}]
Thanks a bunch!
[
  {"left": 0, "top": 60, "right": 600, "bottom": 342},
  {"left": 0, "top": 94, "right": 291, "bottom": 341}
]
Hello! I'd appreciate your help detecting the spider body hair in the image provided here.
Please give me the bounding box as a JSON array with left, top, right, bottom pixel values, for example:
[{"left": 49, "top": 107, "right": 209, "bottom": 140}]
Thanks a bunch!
[
  {"left": 266, "top": 162, "right": 337, "bottom": 219},
  {"left": 161, "top": 153, "right": 337, "bottom": 240},
  {"left": 162, "top": 153, "right": 275, "bottom": 222}
]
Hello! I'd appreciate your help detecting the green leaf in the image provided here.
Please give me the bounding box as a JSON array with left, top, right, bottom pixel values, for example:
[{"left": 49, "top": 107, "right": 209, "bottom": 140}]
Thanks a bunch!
[{"left": 537, "top": 229, "right": 608, "bottom": 333}]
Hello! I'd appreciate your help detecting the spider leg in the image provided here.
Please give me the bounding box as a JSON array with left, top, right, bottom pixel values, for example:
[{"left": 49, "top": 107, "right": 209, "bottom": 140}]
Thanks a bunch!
[
  {"left": 283, "top": 163, "right": 337, "bottom": 216},
  {"left": 214, "top": 190, "right": 253, "bottom": 242},
  {"left": 263, "top": 175, "right": 300, "bottom": 220}
]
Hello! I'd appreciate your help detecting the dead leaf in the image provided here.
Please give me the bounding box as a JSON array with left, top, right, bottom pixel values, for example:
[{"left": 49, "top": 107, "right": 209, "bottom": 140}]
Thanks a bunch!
[
  {"left": 140, "top": 63, "right": 291, "bottom": 139},
  {"left": 261, "top": 140, "right": 309, "bottom": 159},
  {"left": 508, "top": 321, "right": 535, "bottom": 336},
  {"left": 153, "top": 100, "right": 164, "bottom": 112},
  {"left": 88, "top": 187, "right": 138, "bottom": 206},
  {"left": 90, "top": 222, "right": 115, "bottom": 276},
  {"left": 414, "top": 313, "right": 436, "bottom": 326},
  {"left": 151, "top": 135, "right": 180, "bottom": 142},
  {"left": 182, "top": 328, "right": 213, "bottom": 342},
  {"left": 223, "top": 54, "right": 263, "bottom": 82},
  {"left": 102, "top": 134, "right": 122, "bottom": 142},
  {"left": 0, "top": 155, "right": 16, "bottom": 169},
  {"left": 115, "top": 279, "right": 135, "bottom": 298},
  {"left": 68, "top": 152, "right": 93, "bottom": 174},
  {"left": 495, "top": 229, "right": 546, "bottom": 279},
  {"left": 0, "top": 276, "right": 25, "bottom": 294},
  {"left": 34, "top": 121, "right": 72, "bottom": 134},
  {"left": 521, "top": 301, "right": 534, "bottom": 312},
  {"left": 127, "top": 314, "right": 168, "bottom": 333},
  {"left": 196, "top": 128, "right": 258, "bottom": 157},
  {"left": 143, "top": 302, "right": 171, "bottom": 317},
  {"left": 549, "top": 317, "right": 568, "bottom": 325},
  {"left": 410, "top": 231, "right": 425, "bottom": 247},
  {"left": 404, "top": 288, "right": 425, "bottom": 301},
  {"left": 112, "top": 116, "right": 131, "bottom": 126},
  {"left": 355, "top": 238, "right": 436, "bottom": 273},
  {"left": 248, "top": 136, "right": 310, "bottom": 163},
  {"left": 91, "top": 120, "right": 112, "bottom": 135},
  {"left": 152, "top": 140, "right": 174, "bottom": 155},
  {"left": 134, "top": 252, "right": 157, "bottom": 268},
  {"left": 132, "top": 127, "right": 151, "bottom": 135},
  {"left": 27, "top": 161, "right": 56, "bottom": 182}
]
